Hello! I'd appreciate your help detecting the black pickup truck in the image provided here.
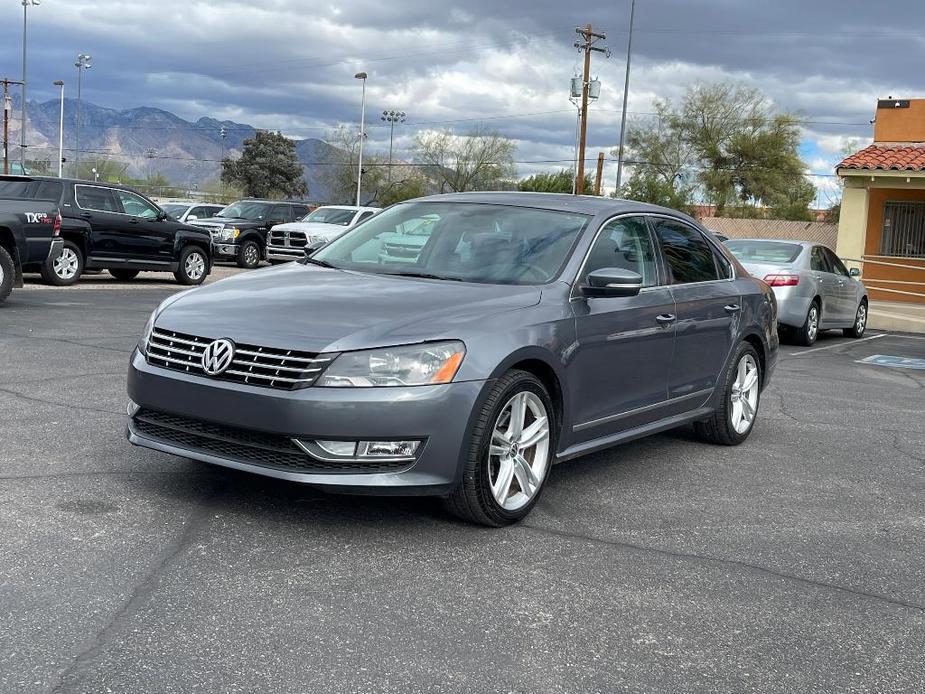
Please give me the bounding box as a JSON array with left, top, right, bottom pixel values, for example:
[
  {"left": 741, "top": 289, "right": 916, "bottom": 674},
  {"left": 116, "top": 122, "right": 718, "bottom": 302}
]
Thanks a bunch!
[
  {"left": 0, "top": 175, "right": 213, "bottom": 286},
  {"left": 0, "top": 178, "right": 63, "bottom": 303}
]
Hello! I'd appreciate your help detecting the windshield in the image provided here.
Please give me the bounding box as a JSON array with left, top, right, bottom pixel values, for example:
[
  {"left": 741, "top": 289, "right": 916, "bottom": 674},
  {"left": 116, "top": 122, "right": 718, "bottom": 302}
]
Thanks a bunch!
[
  {"left": 217, "top": 201, "right": 273, "bottom": 220},
  {"left": 310, "top": 202, "right": 590, "bottom": 285},
  {"left": 304, "top": 207, "right": 357, "bottom": 226},
  {"left": 726, "top": 240, "right": 803, "bottom": 264},
  {"left": 161, "top": 204, "right": 188, "bottom": 217}
]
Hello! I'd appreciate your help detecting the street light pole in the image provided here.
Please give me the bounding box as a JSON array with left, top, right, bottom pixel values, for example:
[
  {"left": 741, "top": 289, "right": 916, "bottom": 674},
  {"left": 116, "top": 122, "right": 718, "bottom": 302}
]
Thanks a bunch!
[
  {"left": 615, "top": 0, "right": 636, "bottom": 191},
  {"left": 53, "top": 80, "right": 64, "bottom": 177},
  {"left": 220, "top": 125, "right": 227, "bottom": 199},
  {"left": 20, "top": 0, "right": 39, "bottom": 168},
  {"left": 354, "top": 72, "right": 367, "bottom": 207},
  {"left": 380, "top": 110, "right": 406, "bottom": 183},
  {"left": 74, "top": 54, "right": 91, "bottom": 178}
]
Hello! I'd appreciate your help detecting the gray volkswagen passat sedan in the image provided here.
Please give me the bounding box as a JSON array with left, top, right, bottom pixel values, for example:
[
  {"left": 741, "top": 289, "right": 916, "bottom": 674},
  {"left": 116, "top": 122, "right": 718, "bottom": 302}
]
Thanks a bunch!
[
  {"left": 127, "top": 193, "right": 779, "bottom": 526},
  {"left": 724, "top": 239, "right": 868, "bottom": 346}
]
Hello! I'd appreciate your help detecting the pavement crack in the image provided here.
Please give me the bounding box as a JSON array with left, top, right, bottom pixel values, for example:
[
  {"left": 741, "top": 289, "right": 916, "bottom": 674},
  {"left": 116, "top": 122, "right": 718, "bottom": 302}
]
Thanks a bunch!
[
  {"left": 0, "top": 332, "right": 133, "bottom": 354},
  {"left": 0, "top": 470, "right": 165, "bottom": 482},
  {"left": 520, "top": 523, "right": 925, "bottom": 614},
  {"left": 891, "top": 433, "right": 925, "bottom": 465},
  {"left": 2, "top": 370, "right": 125, "bottom": 387},
  {"left": 48, "top": 498, "right": 214, "bottom": 693},
  {"left": 0, "top": 386, "right": 123, "bottom": 417}
]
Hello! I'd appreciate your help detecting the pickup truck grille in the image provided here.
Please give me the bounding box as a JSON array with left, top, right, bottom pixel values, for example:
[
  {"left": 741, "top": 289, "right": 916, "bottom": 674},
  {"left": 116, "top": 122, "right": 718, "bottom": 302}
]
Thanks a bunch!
[
  {"left": 268, "top": 229, "right": 308, "bottom": 248},
  {"left": 382, "top": 243, "right": 420, "bottom": 259},
  {"left": 146, "top": 327, "right": 334, "bottom": 390}
]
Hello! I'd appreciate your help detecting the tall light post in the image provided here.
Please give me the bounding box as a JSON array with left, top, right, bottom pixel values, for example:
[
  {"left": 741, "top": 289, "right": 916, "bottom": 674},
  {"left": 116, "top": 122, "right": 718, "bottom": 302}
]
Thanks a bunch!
[
  {"left": 615, "top": 0, "right": 637, "bottom": 191},
  {"left": 354, "top": 72, "right": 367, "bottom": 207},
  {"left": 74, "top": 54, "right": 91, "bottom": 178},
  {"left": 20, "top": 0, "right": 40, "bottom": 167},
  {"left": 219, "top": 125, "right": 227, "bottom": 198},
  {"left": 380, "top": 110, "right": 405, "bottom": 183},
  {"left": 53, "top": 80, "right": 64, "bottom": 177}
]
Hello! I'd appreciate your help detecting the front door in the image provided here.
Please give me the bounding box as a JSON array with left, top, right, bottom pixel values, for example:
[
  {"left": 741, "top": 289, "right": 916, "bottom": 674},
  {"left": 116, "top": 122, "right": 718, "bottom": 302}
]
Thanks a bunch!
[
  {"left": 110, "top": 189, "right": 173, "bottom": 264},
  {"left": 569, "top": 216, "right": 676, "bottom": 441},
  {"left": 650, "top": 217, "right": 740, "bottom": 402},
  {"left": 823, "top": 247, "right": 856, "bottom": 322}
]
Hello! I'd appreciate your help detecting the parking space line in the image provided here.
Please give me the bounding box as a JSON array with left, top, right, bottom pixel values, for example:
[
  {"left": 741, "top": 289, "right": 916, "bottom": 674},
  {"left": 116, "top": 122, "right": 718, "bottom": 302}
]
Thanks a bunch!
[{"left": 790, "top": 333, "right": 886, "bottom": 357}]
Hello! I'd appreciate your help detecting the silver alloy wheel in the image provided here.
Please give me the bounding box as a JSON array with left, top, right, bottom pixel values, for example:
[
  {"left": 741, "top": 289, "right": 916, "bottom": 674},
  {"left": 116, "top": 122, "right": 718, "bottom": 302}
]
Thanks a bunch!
[
  {"left": 488, "top": 391, "right": 551, "bottom": 511},
  {"left": 729, "top": 353, "right": 760, "bottom": 435},
  {"left": 54, "top": 247, "right": 80, "bottom": 280},
  {"left": 244, "top": 243, "right": 259, "bottom": 266},
  {"left": 855, "top": 303, "right": 867, "bottom": 335},
  {"left": 185, "top": 251, "right": 206, "bottom": 281},
  {"left": 807, "top": 305, "right": 819, "bottom": 342}
]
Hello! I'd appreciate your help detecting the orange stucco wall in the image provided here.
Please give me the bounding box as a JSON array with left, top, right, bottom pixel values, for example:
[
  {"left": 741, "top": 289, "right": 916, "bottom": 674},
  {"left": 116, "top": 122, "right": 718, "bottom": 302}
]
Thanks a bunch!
[
  {"left": 874, "top": 99, "right": 925, "bottom": 143},
  {"left": 863, "top": 187, "right": 925, "bottom": 303}
]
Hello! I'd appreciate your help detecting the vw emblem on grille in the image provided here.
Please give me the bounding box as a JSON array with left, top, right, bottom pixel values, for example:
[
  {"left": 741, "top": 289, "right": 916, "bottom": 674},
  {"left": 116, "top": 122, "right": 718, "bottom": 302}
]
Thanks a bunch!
[{"left": 201, "top": 338, "right": 235, "bottom": 376}]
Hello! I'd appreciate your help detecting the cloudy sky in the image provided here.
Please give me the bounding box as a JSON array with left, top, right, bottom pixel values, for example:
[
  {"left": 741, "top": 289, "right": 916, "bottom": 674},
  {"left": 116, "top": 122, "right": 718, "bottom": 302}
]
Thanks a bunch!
[{"left": 2, "top": 0, "right": 924, "bottom": 200}]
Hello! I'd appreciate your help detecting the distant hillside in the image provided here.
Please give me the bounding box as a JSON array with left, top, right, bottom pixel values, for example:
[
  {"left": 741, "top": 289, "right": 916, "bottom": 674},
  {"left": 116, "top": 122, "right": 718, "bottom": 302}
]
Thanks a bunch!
[{"left": 8, "top": 96, "right": 340, "bottom": 201}]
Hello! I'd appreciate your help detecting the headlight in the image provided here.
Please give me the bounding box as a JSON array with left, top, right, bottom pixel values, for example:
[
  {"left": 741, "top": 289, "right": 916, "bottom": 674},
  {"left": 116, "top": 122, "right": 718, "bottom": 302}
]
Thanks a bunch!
[
  {"left": 218, "top": 226, "right": 240, "bottom": 241},
  {"left": 317, "top": 341, "right": 466, "bottom": 387},
  {"left": 138, "top": 309, "right": 157, "bottom": 354}
]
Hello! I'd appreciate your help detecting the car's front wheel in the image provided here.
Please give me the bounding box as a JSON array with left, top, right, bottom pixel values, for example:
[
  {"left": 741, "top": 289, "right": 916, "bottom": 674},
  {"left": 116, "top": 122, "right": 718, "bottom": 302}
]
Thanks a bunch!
[
  {"left": 444, "top": 370, "right": 555, "bottom": 526},
  {"left": 695, "top": 341, "right": 762, "bottom": 446},
  {"left": 174, "top": 246, "right": 209, "bottom": 285},
  {"left": 843, "top": 300, "right": 868, "bottom": 338},
  {"left": 237, "top": 240, "right": 261, "bottom": 269}
]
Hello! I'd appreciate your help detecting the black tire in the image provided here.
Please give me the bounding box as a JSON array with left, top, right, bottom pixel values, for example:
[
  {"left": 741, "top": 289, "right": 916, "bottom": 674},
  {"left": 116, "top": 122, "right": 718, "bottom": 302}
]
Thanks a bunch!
[
  {"left": 843, "top": 300, "right": 868, "bottom": 338},
  {"left": 109, "top": 268, "right": 140, "bottom": 281},
  {"left": 237, "top": 240, "right": 261, "bottom": 269},
  {"left": 173, "top": 245, "right": 209, "bottom": 286},
  {"left": 793, "top": 300, "right": 820, "bottom": 347},
  {"left": 40, "top": 239, "right": 83, "bottom": 286},
  {"left": 443, "top": 370, "right": 556, "bottom": 527},
  {"left": 0, "top": 245, "right": 14, "bottom": 303},
  {"left": 695, "top": 341, "right": 762, "bottom": 446}
]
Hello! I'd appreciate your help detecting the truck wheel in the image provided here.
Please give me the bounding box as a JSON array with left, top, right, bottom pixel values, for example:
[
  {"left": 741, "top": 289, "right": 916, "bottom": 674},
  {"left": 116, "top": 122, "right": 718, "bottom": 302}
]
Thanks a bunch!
[
  {"left": 0, "top": 245, "right": 14, "bottom": 302},
  {"left": 40, "top": 240, "right": 83, "bottom": 286},
  {"left": 174, "top": 246, "right": 209, "bottom": 285},
  {"left": 237, "top": 240, "right": 261, "bottom": 269},
  {"left": 109, "top": 269, "right": 140, "bottom": 281}
]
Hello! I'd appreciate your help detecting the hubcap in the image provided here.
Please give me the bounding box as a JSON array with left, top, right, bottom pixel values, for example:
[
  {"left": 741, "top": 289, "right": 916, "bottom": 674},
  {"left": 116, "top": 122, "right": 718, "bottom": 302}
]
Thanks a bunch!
[
  {"left": 186, "top": 252, "right": 205, "bottom": 280},
  {"left": 856, "top": 304, "right": 867, "bottom": 334},
  {"left": 244, "top": 244, "right": 258, "bottom": 265},
  {"left": 730, "top": 354, "right": 760, "bottom": 435},
  {"left": 54, "top": 247, "right": 79, "bottom": 279},
  {"left": 807, "top": 306, "right": 819, "bottom": 341},
  {"left": 488, "top": 391, "right": 550, "bottom": 511}
]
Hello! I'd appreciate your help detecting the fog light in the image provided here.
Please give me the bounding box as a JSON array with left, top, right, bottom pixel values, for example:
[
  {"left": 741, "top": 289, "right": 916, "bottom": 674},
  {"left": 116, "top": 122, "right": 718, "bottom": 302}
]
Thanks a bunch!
[
  {"left": 126, "top": 400, "right": 140, "bottom": 417},
  {"left": 315, "top": 440, "right": 357, "bottom": 457},
  {"left": 358, "top": 441, "right": 419, "bottom": 458}
]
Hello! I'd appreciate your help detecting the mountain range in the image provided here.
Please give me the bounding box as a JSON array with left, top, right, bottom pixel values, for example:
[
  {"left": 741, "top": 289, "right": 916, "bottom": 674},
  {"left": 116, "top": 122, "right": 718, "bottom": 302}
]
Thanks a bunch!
[{"left": 6, "top": 96, "right": 342, "bottom": 201}]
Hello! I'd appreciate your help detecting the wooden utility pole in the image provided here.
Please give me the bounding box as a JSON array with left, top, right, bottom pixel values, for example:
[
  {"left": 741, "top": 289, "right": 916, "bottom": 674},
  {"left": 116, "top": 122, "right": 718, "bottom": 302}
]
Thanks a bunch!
[
  {"left": 574, "top": 25, "right": 608, "bottom": 195},
  {"left": 594, "top": 152, "right": 605, "bottom": 195},
  {"left": 2, "top": 79, "right": 25, "bottom": 175}
]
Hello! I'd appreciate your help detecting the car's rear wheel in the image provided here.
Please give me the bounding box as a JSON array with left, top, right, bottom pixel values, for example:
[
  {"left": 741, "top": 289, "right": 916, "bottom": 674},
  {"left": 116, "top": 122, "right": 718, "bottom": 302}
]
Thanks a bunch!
[
  {"left": 174, "top": 246, "right": 209, "bottom": 285},
  {"left": 794, "top": 300, "right": 820, "bottom": 346},
  {"left": 444, "top": 370, "right": 555, "bottom": 527},
  {"left": 40, "top": 240, "right": 83, "bottom": 286},
  {"left": 843, "top": 300, "right": 868, "bottom": 338},
  {"left": 695, "top": 342, "right": 761, "bottom": 446},
  {"left": 109, "top": 268, "right": 140, "bottom": 281},
  {"left": 237, "top": 240, "right": 261, "bottom": 269},
  {"left": 0, "top": 245, "right": 14, "bottom": 302}
]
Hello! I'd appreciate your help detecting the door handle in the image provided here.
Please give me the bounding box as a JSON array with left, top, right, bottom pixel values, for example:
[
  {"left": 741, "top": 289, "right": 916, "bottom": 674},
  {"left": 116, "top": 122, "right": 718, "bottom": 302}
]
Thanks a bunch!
[
  {"left": 129, "top": 218, "right": 140, "bottom": 224},
  {"left": 724, "top": 304, "right": 741, "bottom": 313},
  {"left": 656, "top": 313, "right": 676, "bottom": 326},
  {"left": 79, "top": 212, "right": 92, "bottom": 219}
]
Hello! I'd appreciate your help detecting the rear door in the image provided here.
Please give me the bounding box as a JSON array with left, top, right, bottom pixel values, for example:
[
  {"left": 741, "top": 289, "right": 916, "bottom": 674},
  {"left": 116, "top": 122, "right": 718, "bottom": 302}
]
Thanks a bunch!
[
  {"left": 809, "top": 246, "right": 839, "bottom": 323},
  {"left": 569, "top": 215, "right": 676, "bottom": 441},
  {"left": 74, "top": 185, "right": 125, "bottom": 262},
  {"left": 651, "top": 217, "right": 741, "bottom": 401}
]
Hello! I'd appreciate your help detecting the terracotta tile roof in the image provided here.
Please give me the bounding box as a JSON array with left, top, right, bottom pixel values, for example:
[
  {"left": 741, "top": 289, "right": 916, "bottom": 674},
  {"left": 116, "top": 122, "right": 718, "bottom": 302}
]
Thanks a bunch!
[{"left": 838, "top": 144, "right": 925, "bottom": 172}]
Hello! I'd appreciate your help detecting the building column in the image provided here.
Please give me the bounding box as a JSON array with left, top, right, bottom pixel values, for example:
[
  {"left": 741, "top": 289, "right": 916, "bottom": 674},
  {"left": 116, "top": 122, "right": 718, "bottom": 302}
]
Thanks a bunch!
[{"left": 837, "top": 180, "right": 869, "bottom": 271}]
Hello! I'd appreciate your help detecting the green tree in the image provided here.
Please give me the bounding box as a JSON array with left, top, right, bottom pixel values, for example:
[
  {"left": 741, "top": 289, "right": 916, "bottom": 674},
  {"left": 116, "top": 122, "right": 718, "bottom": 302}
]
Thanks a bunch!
[
  {"left": 378, "top": 176, "right": 429, "bottom": 207},
  {"left": 518, "top": 169, "right": 593, "bottom": 194},
  {"left": 413, "top": 126, "right": 516, "bottom": 193},
  {"left": 322, "top": 124, "right": 388, "bottom": 205},
  {"left": 222, "top": 130, "right": 307, "bottom": 199}
]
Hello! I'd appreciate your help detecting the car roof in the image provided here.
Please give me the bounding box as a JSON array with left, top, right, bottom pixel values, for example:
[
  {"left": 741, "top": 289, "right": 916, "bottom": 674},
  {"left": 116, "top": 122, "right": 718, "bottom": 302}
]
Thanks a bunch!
[
  {"left": 410, "top": 191, "right": 700, "bottom": 221},
  {"left": 316, "top": 205, "right": 379, "bottom": 212},
  {"left": 726, "top": 239, "right": 820, "bottom": 249}
]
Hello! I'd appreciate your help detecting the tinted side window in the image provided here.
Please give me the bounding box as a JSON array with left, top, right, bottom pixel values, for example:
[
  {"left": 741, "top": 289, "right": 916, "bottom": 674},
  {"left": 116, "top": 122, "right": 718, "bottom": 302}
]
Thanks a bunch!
[
  {"left": 583, "top": 216, "right": 658, "bottom": 287},
  {"left": 810, "top": 247, "right": 830, "bottom": 272},
  {"left": 113, "top": 190, "right": 159, "bottom": 219},
  {"left": 270, "top": 205, "right": 291, "bottom": 222},
  {"left": 824, "top": 248, "right": 849, "bottom": 276},
  {"left": 356, "top": 211, "right": 375, "bottom": 224},
  {"left": 292, "top": 205, "right": 309, "bottom": 219},
  {"left": 652, "top": 219, "right": 721, "bottom": 284},
  {"left": 75, "top": 185, "right": 120, "bottom": 213}
]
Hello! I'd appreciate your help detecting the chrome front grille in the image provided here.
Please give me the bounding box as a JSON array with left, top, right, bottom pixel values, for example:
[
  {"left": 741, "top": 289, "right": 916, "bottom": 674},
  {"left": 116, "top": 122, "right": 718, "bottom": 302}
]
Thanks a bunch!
[
  {"left": 146, "top": 328, "right": 335, "bottom": 390},
  {"left": 268, "top": 230, "right": 307, "bottom": 248}
]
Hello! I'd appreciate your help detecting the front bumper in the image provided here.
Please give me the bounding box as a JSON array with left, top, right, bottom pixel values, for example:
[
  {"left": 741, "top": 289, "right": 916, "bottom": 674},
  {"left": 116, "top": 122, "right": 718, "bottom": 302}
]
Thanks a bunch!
[
  {"left": 266, "top": 245, "right": 304, "bottom": 262},
  {"left": 126, "top": 349, "right": 485, "bottom": 494}
]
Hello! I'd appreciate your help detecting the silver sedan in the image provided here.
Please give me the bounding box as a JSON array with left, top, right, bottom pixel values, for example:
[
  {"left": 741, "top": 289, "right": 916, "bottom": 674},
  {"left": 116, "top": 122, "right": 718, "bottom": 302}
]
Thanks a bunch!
[{"left": 725, "top": 239, "right": 868, "bottom": 346}]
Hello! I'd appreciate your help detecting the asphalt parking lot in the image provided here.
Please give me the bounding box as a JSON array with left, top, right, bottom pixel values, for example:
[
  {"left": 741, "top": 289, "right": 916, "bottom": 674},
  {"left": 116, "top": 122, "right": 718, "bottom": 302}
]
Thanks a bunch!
[{"left": 1, "top": 275, "right": 923, "bottom": 693}]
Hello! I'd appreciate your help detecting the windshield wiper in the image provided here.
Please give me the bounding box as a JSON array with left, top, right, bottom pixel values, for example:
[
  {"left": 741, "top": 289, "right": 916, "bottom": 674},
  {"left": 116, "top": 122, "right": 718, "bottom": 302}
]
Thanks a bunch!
[
  {"left": 383, "top": 271, "right": 463, "bottom": 281},
  {"left": 302, "top": 257, "right": 338, "bottom": 269}
]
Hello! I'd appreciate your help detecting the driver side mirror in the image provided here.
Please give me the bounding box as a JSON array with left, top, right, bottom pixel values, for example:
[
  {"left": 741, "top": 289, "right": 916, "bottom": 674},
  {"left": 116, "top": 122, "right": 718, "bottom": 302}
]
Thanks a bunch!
[
  {"left": 156, "top": 210, "right": 168, "bottom": 221},
  {"left": 303, "top": 240, "right": 327, "bottom": 257},
  {"left": 187, "top": 215, "right": 198, "bottom": 221},
  {"left": 581, "top": 268, "right": 644, "bottom": 298},
  {"left": 849, "top": 267, "right": 861, "bottom": 277}
]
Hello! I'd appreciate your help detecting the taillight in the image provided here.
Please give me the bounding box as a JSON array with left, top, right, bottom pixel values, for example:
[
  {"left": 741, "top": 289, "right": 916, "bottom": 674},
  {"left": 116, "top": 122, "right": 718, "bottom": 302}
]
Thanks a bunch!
[
  {"left": 763, "top": 273, "right": 799, "bottom": 287},
  {"left": 53, "top": 212, "right": 61, "bottom": 237}
]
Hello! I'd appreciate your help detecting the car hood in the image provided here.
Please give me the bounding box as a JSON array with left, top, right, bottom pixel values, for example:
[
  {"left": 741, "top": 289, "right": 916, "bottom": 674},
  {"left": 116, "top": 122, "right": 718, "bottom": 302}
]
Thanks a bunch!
[
  {"left": 155, "top": 263, "right": 542, "bottom": 353},
  {"left": 271, "top": 221, "right": 348, "bottom": 234}
]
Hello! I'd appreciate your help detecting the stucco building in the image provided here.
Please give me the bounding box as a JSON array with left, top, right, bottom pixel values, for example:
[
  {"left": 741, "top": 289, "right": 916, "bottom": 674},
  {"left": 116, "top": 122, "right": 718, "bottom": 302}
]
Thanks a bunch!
[{"left": 837, "top": 98, "right": 925, "bottom": 304}]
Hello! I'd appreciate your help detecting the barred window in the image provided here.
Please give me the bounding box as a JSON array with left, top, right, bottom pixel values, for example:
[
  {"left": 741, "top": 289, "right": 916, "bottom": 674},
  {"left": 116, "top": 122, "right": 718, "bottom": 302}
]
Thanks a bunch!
[{"left": 882, "top": 202, "right": 925, "bottom": 258}]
